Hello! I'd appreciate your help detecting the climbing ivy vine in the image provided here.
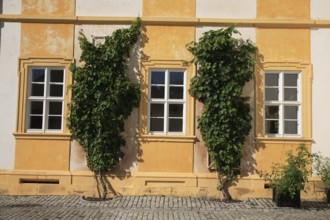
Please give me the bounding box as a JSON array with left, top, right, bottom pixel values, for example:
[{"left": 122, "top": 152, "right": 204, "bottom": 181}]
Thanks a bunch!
[
  {"left": 187, "top": 26, "right": 257, "bottom": 200},
  {"left": 68, "top": 18, "right": 141, "bottom": 198}
]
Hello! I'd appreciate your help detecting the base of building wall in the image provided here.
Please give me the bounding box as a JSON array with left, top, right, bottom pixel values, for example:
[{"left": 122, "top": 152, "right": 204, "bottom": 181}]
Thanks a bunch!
[{"left": 0, "top": 170, "right": 326, "bottom": 200}]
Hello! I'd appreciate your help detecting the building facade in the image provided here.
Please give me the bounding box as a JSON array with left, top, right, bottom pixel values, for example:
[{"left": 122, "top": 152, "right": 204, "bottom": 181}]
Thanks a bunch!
[{"left": 0, "top": 0, "right": 330, "bottom": 199}]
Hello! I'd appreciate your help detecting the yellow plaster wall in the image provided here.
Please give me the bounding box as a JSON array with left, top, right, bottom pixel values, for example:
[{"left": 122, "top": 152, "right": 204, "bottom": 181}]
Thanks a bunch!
[
  {"left": 142, "top": 25, "right": 194, "bottom": 61},
  {"left": 255, "top": 142, "right": 306, "bottom": 173},
  {"left": 22, "top": 0, "right": 75, "bottom": 16},
  {"left": 138, "top": 142, "right": 193, "bottom": 172},
  {"left": 257, "top": 0, "right": 309, "bottom": 19},
  {"left": 14, "top": 139, "right": 70, "bottom": 171},
  {"left": 256, "top": 28, "right": 310, "bottom": 63},
  {"left": 143, "top": 0, "right": 195, "bottom": 17},
  {"left": 20, "top": 24, "right": 74, "bottom": 58},
  {"left": 255, "top": 1, "right": 312, "bottom": 173}
]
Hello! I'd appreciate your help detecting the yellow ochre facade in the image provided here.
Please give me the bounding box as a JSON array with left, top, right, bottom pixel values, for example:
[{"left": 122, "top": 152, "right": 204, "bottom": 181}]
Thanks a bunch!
[{"left": 0, "top": 0, "right": 330, "bottom": 200}]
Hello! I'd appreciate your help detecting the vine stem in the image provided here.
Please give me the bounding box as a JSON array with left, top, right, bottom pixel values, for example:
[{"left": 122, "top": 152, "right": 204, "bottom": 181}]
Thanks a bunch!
[{"left": 99, "top": 172, "right": 108, "bottom": 199}]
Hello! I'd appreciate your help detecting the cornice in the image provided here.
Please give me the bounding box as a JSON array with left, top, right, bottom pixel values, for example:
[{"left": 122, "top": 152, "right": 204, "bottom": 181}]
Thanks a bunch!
[{"left": 1, "top": 14, "right": 330, "bottom": 28}]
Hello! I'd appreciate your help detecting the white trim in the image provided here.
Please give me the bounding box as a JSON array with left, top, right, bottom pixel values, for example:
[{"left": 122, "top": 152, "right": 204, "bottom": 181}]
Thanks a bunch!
[
  {"left": 264, "top": 71, "right": 301, "bottom": 137},
  {"left": 148, "top": 69, "right": 186, "bottom": 135},
  {"left": 26, "top": 67, "right": 65, "bottom": 133}
]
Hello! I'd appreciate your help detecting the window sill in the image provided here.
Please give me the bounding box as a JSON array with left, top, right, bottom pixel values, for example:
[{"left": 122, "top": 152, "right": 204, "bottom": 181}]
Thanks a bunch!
[
  {"left": 256, "top": 136, "right": 313, "bottom": 144},
  {"left": 13, "top": 132, "right": 71, "bottom": 140},
  {"left": 138, "top": 134, "right": 196, "bottom": 143}
]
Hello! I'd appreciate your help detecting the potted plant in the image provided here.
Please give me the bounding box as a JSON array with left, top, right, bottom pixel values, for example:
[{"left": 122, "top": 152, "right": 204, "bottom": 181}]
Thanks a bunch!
[
  {"left": 312, "top": 153, "right": 330, "bottom": 203},
  {"left": 260, "top": 144, "right": 310, "bottom": 208}
]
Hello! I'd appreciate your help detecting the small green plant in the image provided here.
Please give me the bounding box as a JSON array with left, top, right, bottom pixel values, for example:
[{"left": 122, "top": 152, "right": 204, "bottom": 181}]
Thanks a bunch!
[
  {"left": 312, "top": 153, "right": 330, "bottom": 188},
  {"left": 260, "top": 144, "right": 311, "bottom": 199}
]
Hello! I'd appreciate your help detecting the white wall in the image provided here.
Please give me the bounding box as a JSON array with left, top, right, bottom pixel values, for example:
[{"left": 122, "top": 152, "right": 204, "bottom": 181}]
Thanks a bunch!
[
  {"left": 196, "top": 0, "right": 256, "bottom": 19},
  {"left": 311, "top": 0, "right": 330, "bottom": 19},
  {"left": 2, "top": 0, "right": 21, "bottom": 14},
  {"left": 311, "top": 29, "right": 330, "bottom": 157},
  {"left": 0, "top": 22, "right": 20, "bottom": 169},
  {"left": 76, "top": 0, "right": 142, "bottom": 16}
]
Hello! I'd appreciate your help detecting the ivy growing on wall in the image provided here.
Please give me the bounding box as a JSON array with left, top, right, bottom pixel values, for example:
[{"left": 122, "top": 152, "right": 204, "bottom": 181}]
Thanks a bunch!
[
  {"left": 68, "top": 18, "right": 141, "bottom": 198},
  {"left": 187, "top": 26, "right": 257, "bottom": 200}
]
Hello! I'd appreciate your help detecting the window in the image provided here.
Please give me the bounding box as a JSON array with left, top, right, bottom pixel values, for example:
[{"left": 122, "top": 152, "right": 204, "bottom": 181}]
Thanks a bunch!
[
  {"left": 148, "top": 69, "right": 185, "bottom": 134},
  {"left": 26, "top": 67, "right": 65, "bottom": 132},
  {"left": 264, "top": 71, "right": 301, "bottom": 136}
]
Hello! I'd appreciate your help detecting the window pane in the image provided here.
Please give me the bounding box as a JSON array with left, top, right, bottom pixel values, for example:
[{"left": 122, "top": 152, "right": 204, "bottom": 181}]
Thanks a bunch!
[
  {"left": 150, "top": 118, "right": 164, "bottom": 132},
  {"left": 265, "top": 88, "right": 278, "bottom": 101},
  {"left": 284, "top": 74, "right": 297, "bottom": 87},
  {"left": 169, "top": 119, "right": 183, "bottom": 132},
  {"left": 265, "top": 120, "right": 279, "bottom": 134},
  {"left": 48, "top": 116, "right": 62, "bottom": 129},
  {"left": 30, "top": 101, "right": 43, "bottom": 114},
  {"left": 50, "top": 70, "right": 64, "bottom": 82},
  {"left": 284, "top": 88, "right": 297, "bottom": 101},
  {"left": 151, "top": 71, "right": 165, "bottom": 84},
  {"left": 265, "top": 74, "right": 279, "bottom": 86},
  {"left": 31, "top": 84, "right": 44, "bottom": 96},
  {"left": 151, "top": 86, "right": 165, "bottom": 98},
  {"left": 30, "top": 116, "right": 42, "bottom": 129},
  {"left": 49, "top": 85, "right": 63, "bottom": 97},
  {"left": 169, "top": 87, "right": 183, "bottom": 99},
  {"left": 32, "top": 69, "right": 45, "bottom": 82},
  {"left": 49, "top": 102, "right": 63, "bottom": 115},
  {"left": 265, "top": 106, "right": 279, "bottom": 119},
  {"left": 284, "top": 106, "right": 298, "bottom": 119},
  {"left": 169, "top": 104, "right": 183, "bottom": 117},
  {"left": 150, "top": 104, "right": 164, "bottom": 117},
  {"left": 285, "top": 121, "right": 298, "bottom": 134},
  {"left": 170, "top": 72, "right": 184, "bottom": 85}
]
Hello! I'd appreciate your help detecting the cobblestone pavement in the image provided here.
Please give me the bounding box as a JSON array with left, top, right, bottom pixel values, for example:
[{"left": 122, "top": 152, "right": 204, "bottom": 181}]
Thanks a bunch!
[{"left": 1, "top": 195, "right": 330, "bottom": 220}]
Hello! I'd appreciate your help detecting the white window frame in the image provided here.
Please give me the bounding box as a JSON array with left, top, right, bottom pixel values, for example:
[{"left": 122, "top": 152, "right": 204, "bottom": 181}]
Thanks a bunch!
[
  {"left": 148, "top": 69, "right": 186, "bottom": 135},
  {"left": 26, "top": 67, "right": 65, "bottom": 133},
  {"left": 264, "top": 71, "right": 301, "bottom": 137}
]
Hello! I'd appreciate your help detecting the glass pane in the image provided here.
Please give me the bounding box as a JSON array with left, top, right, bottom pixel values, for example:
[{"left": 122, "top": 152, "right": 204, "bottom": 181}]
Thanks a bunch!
[
  {"left": 169, "top": 104, "right": 183, "bottom": 117},
  {"left": 150, "top": 118, "right": 164, "bottom": 132},
  {"left": 32, "top": 69, "right": 45, "bottom": 82},
  {"left": 284, "top": 88, "right": 297, "bottom": 101},
  {"left": 265, "top": 120, "right": 279, "bottom": 134},
  {"left": 284, "top": 106, "right": 298, "bottom": 119},
  {"left": 48, "top": 116, "right": 62, "bottom": 129},
  {"left": 169, "top": 87, "right": 183, "bottom": 99},
  {"left": 169, "top": 119, "right": 183, "bottom": 132},
  {"left": 30, "top": 116, "right": 42, "bottom": 129},
  {"left": 30, "top": 101, "right": 43, "bottom": 114},
  {"left": 265, "top": 88, "right": 278, "bottom": 101},
  {"left": 151, "top": 71, "right": 165, "bottom": 84},
  {"left": 265, "top": 106, "right": 279, "bottom": 119},
  {"left": 150, "top": 104, "right": 164, "bottom": 117},
  {"left": 285, "top": 121, "right": 298, "bottom": 134},
  {"left": 265, "top": 74, "right": 279, "bottom": 86},
  {"left": 170, "top": 72, "right": 184, "bottom": 85},
  {"left": 284, "top": 74, "right": 297, "bottom": 87},
  {"left": 49, "top": 85, "right": 63, "bottom": 97},
  {"left": 50, "top": 70, "right": 64, "bottom": 82},
  {"left": 31, "top": 84, "right": 44, "bottom": 96},
  {"left": 151, "top": 86, "right": 165, "bottom": 98},
  {"left": 49, "top": 102, "right": 63, "bottom": 115}
]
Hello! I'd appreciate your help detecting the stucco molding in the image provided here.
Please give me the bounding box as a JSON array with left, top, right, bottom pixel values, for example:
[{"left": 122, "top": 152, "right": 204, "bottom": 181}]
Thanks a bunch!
[
  {"left": 138, "top": 135, "right": 196, "bottom": 143},
  {"left": 13, "top": 132, "right": 71, "bottom": 140},
  {"left": 1, "top": 14, "right": 330, "bottom": 28},
  {"left": 255, "top": 62, "right": 312, "bottom": 139},
  {"left": 16, "top": 57, "right": 74, "bottom": 134}
]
